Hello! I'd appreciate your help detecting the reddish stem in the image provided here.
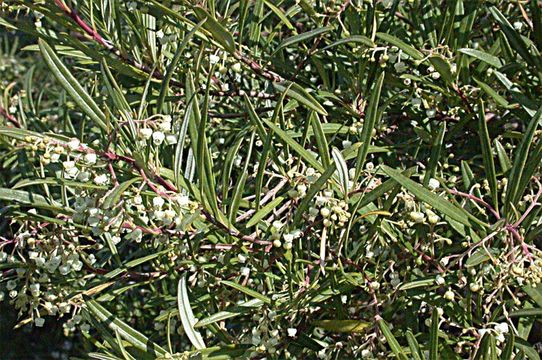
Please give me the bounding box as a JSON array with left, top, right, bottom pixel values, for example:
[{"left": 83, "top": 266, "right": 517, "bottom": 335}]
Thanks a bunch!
[{"left": 0, "top": 105, "right": 21, "bottom": 128}]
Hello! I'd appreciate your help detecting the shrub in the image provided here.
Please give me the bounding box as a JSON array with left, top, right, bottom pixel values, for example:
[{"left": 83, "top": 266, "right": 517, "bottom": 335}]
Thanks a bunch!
[{"left": 1, "top": 0, "right": 542, "bottom": 358}]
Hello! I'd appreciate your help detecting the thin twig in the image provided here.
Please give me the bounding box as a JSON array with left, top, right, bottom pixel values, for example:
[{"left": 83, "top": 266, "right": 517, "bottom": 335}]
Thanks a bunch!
[{"left": 0, "top": 105, "right": 22, "bottom": 128}]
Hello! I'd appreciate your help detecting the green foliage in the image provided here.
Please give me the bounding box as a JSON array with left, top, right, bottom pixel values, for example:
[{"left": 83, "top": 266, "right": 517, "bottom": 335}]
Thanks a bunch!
[{"left": 1, "top": 0, "right": 542, "bottom": 359}]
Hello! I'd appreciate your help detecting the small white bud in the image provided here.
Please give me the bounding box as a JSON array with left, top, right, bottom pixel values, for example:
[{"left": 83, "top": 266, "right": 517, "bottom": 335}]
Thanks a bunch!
[
  {"left": 67, "top": 138, "right": 80, "bottom": 150},
  {"left": 139, "top": 128, "right": 153, "bottom": 139}
]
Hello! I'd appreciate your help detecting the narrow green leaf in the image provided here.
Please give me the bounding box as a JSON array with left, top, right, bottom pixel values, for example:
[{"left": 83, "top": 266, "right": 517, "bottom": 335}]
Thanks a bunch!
[
  {"left": 465, "top": 248, "right": 499, "bottom": 268},
  {"left": 494, "top": 139, "right": 512, "bottom": 173},
  {"left": 263, "top": 0, "right": 294, "bottom": 30},
  {"left": 178, "top": 275, "right": 207, "bottom": 350},
  {"left": 523, "top": 285, "right": 542, "bottom": 308},
  {"left": 193, "top": 7, "right": 236, "bottom": 53},
  {"left": 103, "top": 248, "right": 170, "bottom": 279},
  {"left": 38, "top": 39, "right": 108, "bottom": 131},
  {"left": 502, "top": 332, "right": 515, "bottom": 360},
  {"left": 474, "top": 78, "right": 511, "bottom": 108},
  {"left": 157, "top": 19, "right": 206, "bottom": 112},
  {"left": 0, "top": 187, "right": 60, "bottom": 209},
  {"left": 311, "top": 113, "right": 331, "bottom": 169},
  {"left": 429, "top": 308, "right": 439, "bottom": 360},
  {"left": 423, "top": 122, "right": 446, "bottom": 187},
  {"left": 376, "top": 33, "right": 423, "bottom": 60},
  {"left": 478, "top": 101, "right": 498, "bottom": 212},
  {"left": 377, "top": 319, "right": 408, "bottom": 360},
  {"left": 276, "top": 26, "right": 333, "bottom": 52},
  {"left": 273, "top": 81, "right": 327, "bottom": 115},
  {"left": 489, "top": 7, "right": 538, "bottom": 69},
  {"left": 261, "top": 118, "right": 324, "bottom": 173},
  {"left": 354, "top": 72, "right": 385, "bottom": 183},
  {"left": 221, "top": 280, "right": 272, "bottom": 304},
  {"left": 246, "top": 196, "right": 285, "bottom": 228},
  {"left": 406, "top": 330, "right": 423, "bottom": 360},
  {"left": 504, "top": 106, "right": 542, "bottom": 215},
  {"left": 102, "top": 177, "right": 141, "bottom": 210},
  {"left": 85, "top": 299, "right": 167, "bottom": 356},
  {"left": 459, "top": 48, "right": 503, "bottom": 68},
  {"left": 313, "top": 320, "right": 371, "bottom": 333},
  {"left": 332, "top": 147, "right": 350, "bottom": 197},
  {"left": 322, "top": 35, "right": 374, "bottom": 50},
  {"left": 514, "top": 338, "right": 541, "bottom": 360},
  {"left": 195, "top": 299, "right": 263, "bottom": 328},
  {"left": 382, "top": 166, "right": 478, "bottom": 227},
  {"left": 428, "top": 55, "right": 454, "bottom": 84}
]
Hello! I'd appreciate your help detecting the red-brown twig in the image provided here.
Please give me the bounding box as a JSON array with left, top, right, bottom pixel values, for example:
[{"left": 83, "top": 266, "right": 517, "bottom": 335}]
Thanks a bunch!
[
  {"left": 0, "top": 105, "right": 22, "bottom": 128},
  {"left": 448, "top": 188, "right": 500, "bottom": 220}
]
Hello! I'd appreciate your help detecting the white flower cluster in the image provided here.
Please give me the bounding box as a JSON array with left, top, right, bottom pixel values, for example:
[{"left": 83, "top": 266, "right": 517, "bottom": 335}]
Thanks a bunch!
[{"left": 138, "top": 115, "right": 177, "bottom": 146}]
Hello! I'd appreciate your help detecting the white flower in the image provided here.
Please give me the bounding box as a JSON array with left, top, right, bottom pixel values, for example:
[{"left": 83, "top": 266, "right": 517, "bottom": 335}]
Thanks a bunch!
[
  {"left": 71, "top": 260, "right": 83, "bottom": 272},
  {"left": 152, "top": 131, "right": 165, "bottom": 145},
  {"left": 67, "top": 138, "right": 80, "bottom": 150},
  {"left": 29, "top": 283, "right": 40, "bottom": 292},
  {"left": 287, "top": 328, "right": 297, "bottom": 337},
  {"left": 232, "top": 62, "right": 242, "bottom": 73},
  {"left": 6, "top": 280, "right": 17, "bottom": 290},
  {"left": 426, "top": 209, "right": 440, "bottom": 225},
  {"left": 409, "top": 211, "right": 425, "bottom": 223},
  {"left": 59, "top": 264, "right": 71, "bottom": 275},
  {"left": 63, "top": 160, "right": 76, "bottom": 169},
  {"left": 84, "top": 152, "right": 97, "bottom": 164},
  {"left": 428, "top": 178, "right": 440, "bottom": 190},
  {"left": 35, "top": 317, "right": 45, "bottom": 327},
  {"left": 283, "top": 233, "right": 294, "bottom": 243},
  {"left": 342, "top": 140, "right": 352, "bottom": 149},
  {"left": 153, "top": 196, "right": 165, "bottom": 209},
  {"left": 238, "top": 254, "right": 247, "bottom": 263},
  {"left": 435, "top": 275, "right": 445, "bottom": 285},
  {"left": 165, "top": 134, "right": 178, "bottom": 145},
  {"left": 495, "top": 322, "right": 509, "bottom": 334},
  {"left": 59, "top": 302, "right": 71, "bottom": 314},
  {"left": 443, "top": 289, "right": 455, "bottom": 301},
  {"left": 139, "top": 128, "right": 153, "bottom": 140},
  {"left": 369, "top": 281, "right": 380, "bottom": 290},
  {"left": 209, "top": 54, "right": 220, "bottom": 65},
  {"left": 158, "top": 120, "right": 172, "bottom": 132},
  {"left": 241, "top": 267, "right": 250, "bottom": 276},
  {"left": 94, "top": 174, "right": 109, "bottom": 185}
]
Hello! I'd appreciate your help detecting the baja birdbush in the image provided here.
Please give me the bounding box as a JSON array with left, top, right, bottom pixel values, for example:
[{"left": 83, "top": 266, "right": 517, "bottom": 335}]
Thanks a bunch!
[{"left": 1, "top": 0, "right": 542, "bottom": 358}]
